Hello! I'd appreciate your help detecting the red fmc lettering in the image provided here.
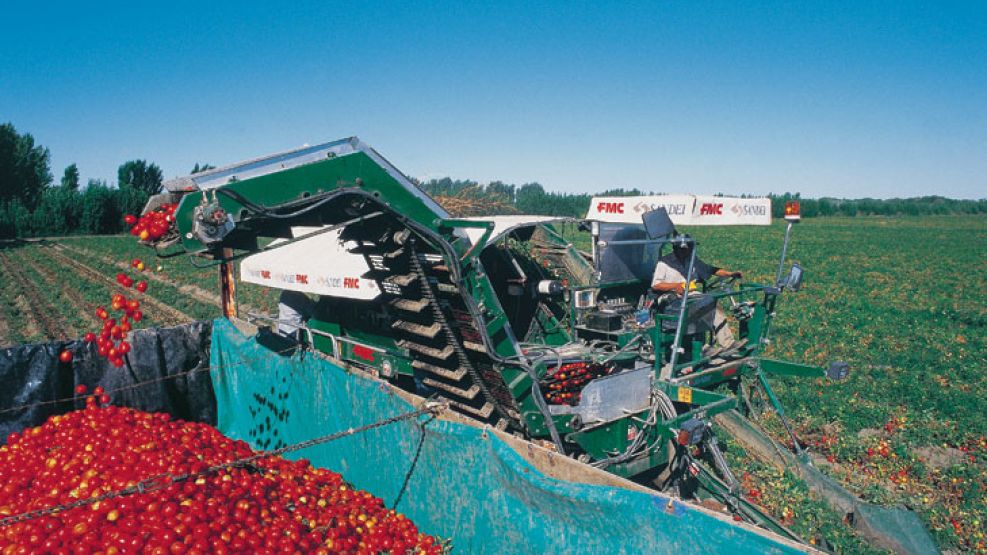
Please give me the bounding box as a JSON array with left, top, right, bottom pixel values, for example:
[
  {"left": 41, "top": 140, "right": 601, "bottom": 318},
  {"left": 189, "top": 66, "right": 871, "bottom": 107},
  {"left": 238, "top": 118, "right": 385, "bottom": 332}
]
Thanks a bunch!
[
  {"left": 596, "top": 202, "right": 625, "bottom": 214},
  {"left": 296, "top": 274, "right": 309, "bottom": 284},
  {"left": 352, "top": 345, "right": 375, "bottom": 362},
  {"left": 699, "top": 203, "right": 723, "bottom": 215},
  {"left": 343, "top": 277, "right": 360, "bottom": 289},
  {"left": 260, "top": 270, "right": 271, "bottom": 279}
]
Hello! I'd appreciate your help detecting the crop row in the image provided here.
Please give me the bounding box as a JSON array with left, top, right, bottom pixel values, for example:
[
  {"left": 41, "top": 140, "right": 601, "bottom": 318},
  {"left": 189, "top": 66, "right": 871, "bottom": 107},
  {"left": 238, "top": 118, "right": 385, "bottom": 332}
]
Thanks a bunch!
[
  {"left": 684, "top": 216, "right": 985, "bottom": 552},
  {"left": 58, "top": 237, "right": 280, "bottom": 317}
]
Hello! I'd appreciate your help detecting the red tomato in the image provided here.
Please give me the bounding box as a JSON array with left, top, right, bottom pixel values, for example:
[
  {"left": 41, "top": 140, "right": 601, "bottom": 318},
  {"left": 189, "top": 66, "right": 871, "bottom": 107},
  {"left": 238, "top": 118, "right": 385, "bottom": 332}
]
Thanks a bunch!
[
  {"left": 136, "top": 281, "right": 149, "bottom": 293},
  {"left": 124, "top": 214, "right": 137, "bottom": 225},
  {"left": 59, "top": 350, "right": 73, "bottom": 364},
  {"left": 74, "top": 384, "right": 87, "bottom": 395},
  {"left": 0, "top": 403, "right": 439, "bottom": 551},
  {"left": 84, "top": 332, "right": 97, "bottom": 343}
]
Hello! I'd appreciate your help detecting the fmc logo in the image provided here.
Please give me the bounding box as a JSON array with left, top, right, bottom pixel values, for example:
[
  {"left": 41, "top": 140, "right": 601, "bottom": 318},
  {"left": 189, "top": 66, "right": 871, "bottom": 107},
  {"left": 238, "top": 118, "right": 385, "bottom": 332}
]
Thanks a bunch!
[
  {"left": 596, "top": 202, "right": 625, "bottom": 214},
  {"left": 699, "top": 203, "right": 723, "bottom": 215}
]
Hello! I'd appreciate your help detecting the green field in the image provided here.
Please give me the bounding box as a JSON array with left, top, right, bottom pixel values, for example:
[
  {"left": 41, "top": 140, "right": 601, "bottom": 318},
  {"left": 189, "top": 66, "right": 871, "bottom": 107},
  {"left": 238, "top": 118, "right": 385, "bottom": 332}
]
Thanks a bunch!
[
  {"left": 687, "top": 216, "right": 987, "bottom": 552},
  {"left": 0, "top": 215, "right": 984, "bottom": 552}
]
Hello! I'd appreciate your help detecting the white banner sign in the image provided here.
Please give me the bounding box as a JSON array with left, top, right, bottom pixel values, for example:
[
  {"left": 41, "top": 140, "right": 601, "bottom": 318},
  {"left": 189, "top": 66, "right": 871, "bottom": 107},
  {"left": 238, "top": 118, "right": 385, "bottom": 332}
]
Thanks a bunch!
[
  {"left": 586, "top": 195, "right": 771, "bottom": 226},
  {"left": 241, "top": 227, "right": 381, "bottom": 299}
]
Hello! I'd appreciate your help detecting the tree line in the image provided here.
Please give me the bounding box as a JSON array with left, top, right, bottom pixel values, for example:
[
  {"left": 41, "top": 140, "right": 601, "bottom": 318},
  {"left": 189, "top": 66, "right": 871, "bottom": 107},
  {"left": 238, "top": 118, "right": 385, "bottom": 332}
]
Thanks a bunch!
[
  {"left": 1, "top": 122, "right": 983, "bottom": 239},
  {"left": 0, "top": 123, "right": 211, "bottom": 239},
  {"left": 418, "top": 178, "right": 987, "bottom": 218}
]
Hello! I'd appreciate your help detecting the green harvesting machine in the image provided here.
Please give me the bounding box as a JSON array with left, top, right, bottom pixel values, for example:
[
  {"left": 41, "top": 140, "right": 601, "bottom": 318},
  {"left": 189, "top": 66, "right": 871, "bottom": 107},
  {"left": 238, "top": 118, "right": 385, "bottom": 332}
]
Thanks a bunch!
[{"left": 146, "top": 137, "right": 849, "bottom": 542}]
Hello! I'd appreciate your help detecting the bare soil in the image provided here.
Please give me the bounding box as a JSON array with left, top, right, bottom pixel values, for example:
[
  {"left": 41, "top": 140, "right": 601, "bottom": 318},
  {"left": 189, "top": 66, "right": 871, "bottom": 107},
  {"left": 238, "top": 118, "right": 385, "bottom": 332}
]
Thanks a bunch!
[
  {"left": 42, "top": 246, "right": 193, "bottom": 326},
  {"left": 20, "top": 247, "right": 100, "bottom": 331},
  {"left": 0, "top": 250, "right": 73, "bottom": 340},
  {"left": 54, "top": 242, "right": 260, "bottom": 314}
]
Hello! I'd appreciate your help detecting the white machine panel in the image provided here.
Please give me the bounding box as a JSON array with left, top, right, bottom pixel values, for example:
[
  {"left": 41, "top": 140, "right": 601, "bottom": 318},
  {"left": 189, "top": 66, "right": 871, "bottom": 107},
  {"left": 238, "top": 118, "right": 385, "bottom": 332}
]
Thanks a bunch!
[
  {"left": 587, "top": 195, "right": 771, "bottom": 226},
  {"left": 240, "top": 227, "right": 381, "bottom": 300}
]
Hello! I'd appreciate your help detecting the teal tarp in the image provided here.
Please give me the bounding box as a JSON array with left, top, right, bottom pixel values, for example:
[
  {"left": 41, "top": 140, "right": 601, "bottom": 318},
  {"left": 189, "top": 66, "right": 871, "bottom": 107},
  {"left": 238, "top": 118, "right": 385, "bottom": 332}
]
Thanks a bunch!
[{"left": 210, "top": 319, "right": 802, "bottom": 554}]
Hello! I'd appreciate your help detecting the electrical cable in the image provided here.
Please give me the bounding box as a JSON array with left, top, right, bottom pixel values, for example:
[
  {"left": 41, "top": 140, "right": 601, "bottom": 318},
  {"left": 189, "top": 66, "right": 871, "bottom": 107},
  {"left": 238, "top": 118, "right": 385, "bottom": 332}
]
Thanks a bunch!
[{"left": 215, "top": 188, "right": 355, "bottom": 221}]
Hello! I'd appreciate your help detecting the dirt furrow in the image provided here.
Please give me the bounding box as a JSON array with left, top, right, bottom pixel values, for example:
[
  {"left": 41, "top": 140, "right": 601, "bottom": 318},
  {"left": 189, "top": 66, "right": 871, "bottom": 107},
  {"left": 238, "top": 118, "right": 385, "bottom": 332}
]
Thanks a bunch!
[
  {"left": 0, "top": 251, "right": 71, "bottom": 340},
  {"left": 42, "top": 247, "right": 193, "bottom": 326},
  {"left": 53, "top": 242, "right": 260, "bottom": 313},
  {"left": 0, "top": 261, "right": 41, "bottom": 343},
  {"left": 19, "top": 248, "right": 100, "bottom": 332}
]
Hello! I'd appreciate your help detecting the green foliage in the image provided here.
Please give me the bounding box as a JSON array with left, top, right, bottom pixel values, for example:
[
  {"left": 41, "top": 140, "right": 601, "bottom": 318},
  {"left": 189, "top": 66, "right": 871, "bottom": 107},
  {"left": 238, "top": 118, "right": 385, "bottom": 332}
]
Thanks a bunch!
[
  {"left": 0, "top": 124, "right": 155, "bottom": 238},
  {"left": 191, "top": 162, "right": 215, "bottom": 174},
  {"left": 769, "top": 192, "right": 987, "bottom": 218},
  {"left": 81, "top": 181, "right": 119, "bottom": 235},
  {"left": 118, "top": 159, "right": 163, "bottom": 196},
  {"left": 0, "top": 177, "right": 151, "bottom": 239},
  {"left": 30, "top": 186, "right": 83, "bottom": 236},
  {"left": 682, "top": 216, "right": 986, "bottom": 552},
  {"left": 0, "top": 122, "right": 52, "bottom": 210},
  {"left": 60, "top": 163, "right": 80, "bottom": 190}
]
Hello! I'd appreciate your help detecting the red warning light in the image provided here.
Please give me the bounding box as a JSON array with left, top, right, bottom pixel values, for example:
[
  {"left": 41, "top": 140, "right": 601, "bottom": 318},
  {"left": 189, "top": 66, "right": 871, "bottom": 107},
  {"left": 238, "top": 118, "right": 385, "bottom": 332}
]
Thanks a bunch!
[
  {"left": 677, "top": 429, "right": 691, "bottom": 446},
  {"left": 784, "top": 201, "right": 801, "bottom": 222}
]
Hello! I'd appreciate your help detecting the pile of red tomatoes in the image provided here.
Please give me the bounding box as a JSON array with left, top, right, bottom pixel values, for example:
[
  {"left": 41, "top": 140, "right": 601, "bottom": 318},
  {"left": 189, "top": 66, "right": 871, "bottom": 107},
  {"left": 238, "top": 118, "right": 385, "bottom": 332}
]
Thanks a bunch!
[
  {"left": 126, "top": 204, "right": 177, "bottom": 243},
  {"left": 541, "top": 362, "right": 613, "bottom": 406},
  {"left": 0, "top": 402, "right": 443, "bottom": 554}
]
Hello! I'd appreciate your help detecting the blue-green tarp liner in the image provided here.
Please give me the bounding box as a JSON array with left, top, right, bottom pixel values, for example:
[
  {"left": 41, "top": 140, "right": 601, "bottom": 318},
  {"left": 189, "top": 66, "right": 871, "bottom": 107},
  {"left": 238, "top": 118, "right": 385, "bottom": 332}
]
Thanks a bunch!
[{"left": 210, "top": 319, "right": 804, "bottom": 554}]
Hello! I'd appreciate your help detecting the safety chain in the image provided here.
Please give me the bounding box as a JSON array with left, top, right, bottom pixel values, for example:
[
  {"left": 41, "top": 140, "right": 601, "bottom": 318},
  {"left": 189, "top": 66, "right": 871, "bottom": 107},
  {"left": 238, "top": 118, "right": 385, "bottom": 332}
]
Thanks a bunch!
[
  {"left": 391, "top": 412, "right": 437, "bottom": 510},
  {"left": 0, "top": 402, "right": 446, "bottom": 528}
]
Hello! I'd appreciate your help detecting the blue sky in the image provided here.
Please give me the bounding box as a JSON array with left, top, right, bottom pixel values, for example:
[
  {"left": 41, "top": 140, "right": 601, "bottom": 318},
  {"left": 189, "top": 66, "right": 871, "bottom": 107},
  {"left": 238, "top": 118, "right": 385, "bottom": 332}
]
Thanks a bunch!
[{"left": 1, "top": 1, "right": 984, "bottom": 199}]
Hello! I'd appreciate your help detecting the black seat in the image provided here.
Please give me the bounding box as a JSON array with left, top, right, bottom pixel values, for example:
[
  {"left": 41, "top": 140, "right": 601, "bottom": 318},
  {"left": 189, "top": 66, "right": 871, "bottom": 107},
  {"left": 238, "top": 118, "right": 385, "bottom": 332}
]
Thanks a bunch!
[{"left": 660, "top": 294, "right": 717, "bottom": 335}]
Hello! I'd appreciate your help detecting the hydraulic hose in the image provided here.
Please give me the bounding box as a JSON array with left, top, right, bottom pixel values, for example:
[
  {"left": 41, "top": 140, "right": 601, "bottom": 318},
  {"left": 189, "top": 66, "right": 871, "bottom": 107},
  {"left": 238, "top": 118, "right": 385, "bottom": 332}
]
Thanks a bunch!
[{"left": 216, "top": 187, "right": 358, "bottom": 220}]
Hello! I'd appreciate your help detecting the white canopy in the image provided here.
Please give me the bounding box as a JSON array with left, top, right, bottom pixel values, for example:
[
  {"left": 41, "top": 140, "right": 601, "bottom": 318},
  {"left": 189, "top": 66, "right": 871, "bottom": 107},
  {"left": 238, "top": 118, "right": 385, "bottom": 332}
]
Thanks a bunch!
[
  {"left": 586, "top": 195, "right": 771, "bottom": 226},
  {"left": 240, "top": 227, "right": 381, "bottom": 299},
  {"left": 458, "top": 215, "right": 564, "bottom": 245}
]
